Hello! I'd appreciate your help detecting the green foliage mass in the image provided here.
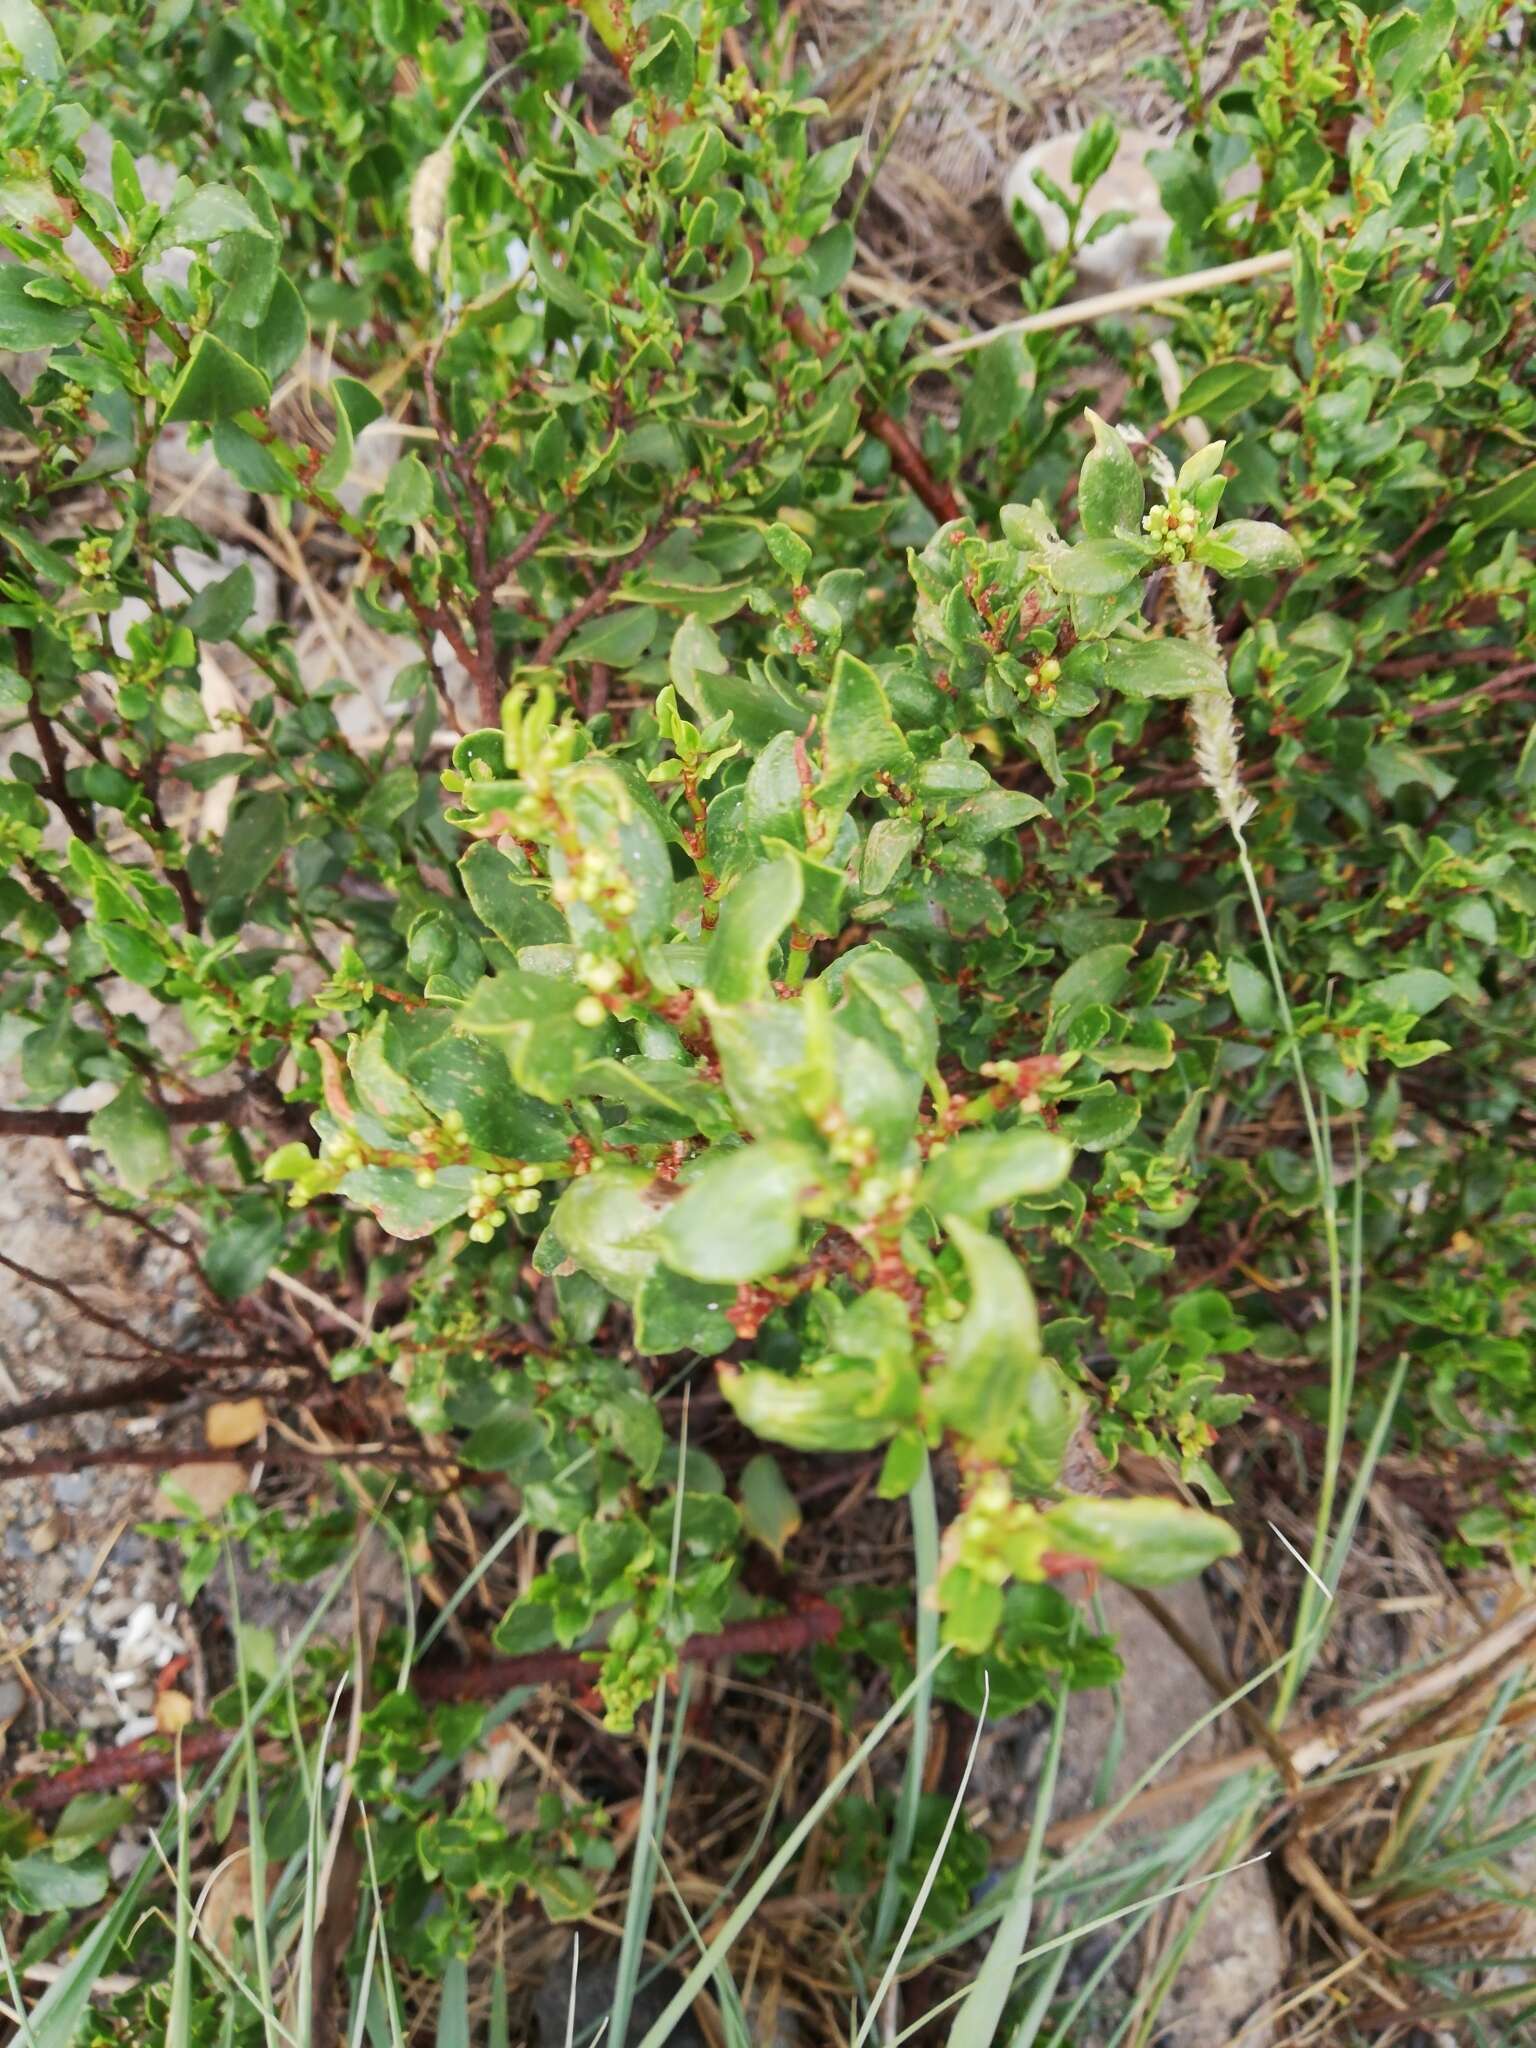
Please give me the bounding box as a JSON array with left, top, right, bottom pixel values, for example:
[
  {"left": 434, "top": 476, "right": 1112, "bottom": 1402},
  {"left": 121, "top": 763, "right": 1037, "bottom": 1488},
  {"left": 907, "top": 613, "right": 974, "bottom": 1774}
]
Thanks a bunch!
[{"left": 2, "top": 0, "right": 1535, "bottom": 1988}]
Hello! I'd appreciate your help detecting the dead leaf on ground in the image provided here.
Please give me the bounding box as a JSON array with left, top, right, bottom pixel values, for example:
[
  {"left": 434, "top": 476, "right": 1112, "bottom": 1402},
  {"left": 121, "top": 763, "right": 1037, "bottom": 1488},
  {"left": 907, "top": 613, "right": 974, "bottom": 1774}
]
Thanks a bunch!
[{"left": 205, "top": 1398, "right": 267, "bottom": 1449}]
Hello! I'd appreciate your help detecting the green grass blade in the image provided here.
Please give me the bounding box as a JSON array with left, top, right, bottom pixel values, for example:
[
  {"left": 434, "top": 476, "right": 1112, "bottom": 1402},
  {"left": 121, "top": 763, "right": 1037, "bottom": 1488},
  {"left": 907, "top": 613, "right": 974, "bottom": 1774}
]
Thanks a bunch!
[
  {"left": 167, "top": 1743, "right": 194, "bottom": 2048},
  {"left": 437, "top": 1957, "right": 469, "bottom": 2048},
  {"left": 631, "top": 1647, "right": 949, "bottom": 2048},
  {"left": 856, "top": 1671, "right": 989, "bottom": 2048},
  {"left": 611, "top": 1398, "right": 692, "bottom": 2048},
  {"left": 947, "top": 1679, "right": 1068, "bottom": 2046},
  {"left": 871, "top": 1447, "right": 939, "bottom": 1956}
]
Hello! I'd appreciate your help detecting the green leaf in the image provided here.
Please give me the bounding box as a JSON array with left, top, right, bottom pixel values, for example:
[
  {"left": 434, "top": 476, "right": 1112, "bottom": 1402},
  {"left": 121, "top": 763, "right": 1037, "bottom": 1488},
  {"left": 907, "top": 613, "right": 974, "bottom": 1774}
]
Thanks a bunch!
[
  {"left": 1209, "top": 519, "right": 1301, "bottom": 577},
  {"left": 928, "top": 1217, "right": 1080, "bottom": 1480},
  {"left": 764, "top": 522, "right": 812, "bottom": 581},
  {"left": 719, "top": 1356, "right": 914, "bottom": 1452},
  {"left": 552, "top": 1166, "right": 666, "bottom": 1302},
  {"left": 89, "top": 1081, "right": 172, "bottom": 1194},
  {"left": 162, "top": 333, "right": 271, "bottom": 426},
  {"left": 705, "top": 855, "right": 803, "bottom": 1004},
  {"left": 339, "top": 1165, "right": 475, "bottom": 1239},
  {"left": 0, "top": 269, "right": 89, "bottom": 351},
  {"left": 461, "top": 1402, "right": 548, "bottom": 1472},
  {"left": 658, "top": 1140, "right": 823, "bottom": 1283},
  {"left": 5, "top": 1852, "right": 110, "bottom": 1914},
  {"left": 1040, "top": 1495, "right": 1238, "bottom": 1586},
  {"left": 51, "top": 1793, "right": 137, "bottom": 1862},
  {"left": 1363, "top": 968, "right": 1457, "bottom": 1015},
  {"left": 203, "top": 1193, "right": 284, "bottom": 1298},
  {"left": 1049, "top": 537, "right": 1150, "bottom": 596},
  {"left": 1078, "top": 410, "right": 1143, "bottom": 539},
  {"left": 459, "top": 843, "right": 567, "bottom": 949},
  {"left": 960, "top": 334, "right": 1026, "bottom": 453},
  {"left": 564, "top": 604, "right": 658, "bottom": 667},
  {"left": 816, "top": 651, "right": 912, "bottom": 814},
  {"left": 631, "top": 12, "right": 695, "bottom": 101},
  {"left": 1071, "top": 116, "right": 1120, "bottom": 191},
  {"left": 182, "top": 563, "right": 255, "bottom": 642},
  {"left": 738, "top": 1454, "right": 802, "bottom": 1562},
  {"left": 918, "top": 1128, "right": 1073, "bottom": 1219},
  {"left": 632, "top": 1265, "right": 735, "bottom": 1355},
  {"left": 0, "top": 0, "right": 61, "bottom": 80},
  {"left": 1050, "top": 942, "right": 1133, "bottom": 1011},
  {"left": 378, "top": 454, "right": 433, "bottom": 525},
  {"left": 213, "top": 789, "right": 287, "bottom": 904},
  {"left": 1463, "top": 461, "right": 1536, "bottom": 535},
  {"left": 1226, "top": 955, "right": 1274, "bottom": 1028},
  {"left": 1172, "top": 357, "right": 1275, "bottom": 425},
  {"left": 457, "top": 971, "right": 600, "bottom": 1104},
  {"left": 1060, "top": 1091, "right": 1140, "bottom": 1151},
  {"left": 96, "top": 922, "right": 166, "bottom": 988},
  {"left": 1103, "top": 637, "right": 1225, "bottom": 699},
  {"left": 158, "top": 183, "right": 272, "bottom": 248}
]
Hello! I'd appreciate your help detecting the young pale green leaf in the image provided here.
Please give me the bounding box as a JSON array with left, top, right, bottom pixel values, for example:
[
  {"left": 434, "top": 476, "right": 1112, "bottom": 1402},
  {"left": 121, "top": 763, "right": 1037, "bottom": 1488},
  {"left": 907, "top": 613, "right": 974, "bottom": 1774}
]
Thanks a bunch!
[
  {"left": 1041, "top": 1495, "right": 1239, "bottom": 1585},
  {"left": 1077, "top": 409, "right": 1143, "bottom": 538},
  {"left": 657, "top": 1140, "right": 823, "bottom": 1282},
  {"left": 719, "top": 1355, "right": 917, "bottom": 1451},
  {"left": 917, "top": 1127, "right": 1073, "bottom": 1219}
]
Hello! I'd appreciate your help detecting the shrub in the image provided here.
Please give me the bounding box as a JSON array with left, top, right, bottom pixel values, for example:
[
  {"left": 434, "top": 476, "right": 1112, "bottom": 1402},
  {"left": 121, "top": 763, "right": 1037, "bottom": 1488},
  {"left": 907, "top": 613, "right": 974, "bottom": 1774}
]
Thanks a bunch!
[{"left": 2, "top": 0, "right": 1535, "bottom": 2011}]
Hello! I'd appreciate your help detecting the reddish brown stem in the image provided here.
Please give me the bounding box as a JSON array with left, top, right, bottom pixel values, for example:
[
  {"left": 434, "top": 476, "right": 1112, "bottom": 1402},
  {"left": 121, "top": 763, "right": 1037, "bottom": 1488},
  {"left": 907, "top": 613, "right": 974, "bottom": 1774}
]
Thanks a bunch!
[
  {"left": 781, "top": 302, "right": 962, "bottom": 526},
  {"left": 10, "top": 1601, "right": 844, "bottom": 1810},
  {"left": 531, "top": 523, "right": 674, "bottom": 669},
  {"left": 0, "top": 1089, "right": 250, "bottom": 1140}
]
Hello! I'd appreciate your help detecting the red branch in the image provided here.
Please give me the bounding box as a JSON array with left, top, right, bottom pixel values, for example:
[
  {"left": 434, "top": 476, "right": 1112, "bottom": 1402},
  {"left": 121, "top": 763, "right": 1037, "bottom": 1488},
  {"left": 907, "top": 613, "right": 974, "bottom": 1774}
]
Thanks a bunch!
[
  {"left": 9, "top": 1601, "right": 844, "bottom": 1811},
  {"left": 780, "top": 302, "right": 962, "bottom": 526},
  {"left": 0, "top": 1089, "right": 250, "bottom": 1140}
]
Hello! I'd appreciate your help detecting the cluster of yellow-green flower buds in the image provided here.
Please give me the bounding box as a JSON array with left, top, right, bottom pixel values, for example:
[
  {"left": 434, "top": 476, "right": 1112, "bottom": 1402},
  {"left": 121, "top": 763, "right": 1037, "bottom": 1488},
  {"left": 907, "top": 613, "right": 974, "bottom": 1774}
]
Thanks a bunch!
[
  {"left": 465, "top": 1165, "right": 544, "bottom": 1243},
  {"left": 574, "top": 949, "right": 624, "bottom": 1028},
  {"left": 551, "top": 846, "right": 639, "bottom": 924},
  {"left": 73, "top": 534, "right": 114, "bottom": 587},
  {"left": 1142, "top": 488, "right": 1201, "bottom": 564},
  {"left": 1033, "top": 653, "right": 1061, "bottom": 707}
]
